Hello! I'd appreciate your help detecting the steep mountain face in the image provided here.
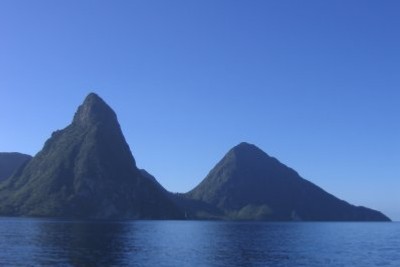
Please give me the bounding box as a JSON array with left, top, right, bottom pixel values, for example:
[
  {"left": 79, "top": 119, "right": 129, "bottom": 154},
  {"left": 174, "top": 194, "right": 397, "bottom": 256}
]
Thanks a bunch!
[
  {"left": 0, "top": 153, "right": 32, "bottom": 180},
  {"left": 0, "top": 93, "right": 183, "bottom": 219},
  {"left": 186, "top": 142, "right": 390, "bottom": 221}
]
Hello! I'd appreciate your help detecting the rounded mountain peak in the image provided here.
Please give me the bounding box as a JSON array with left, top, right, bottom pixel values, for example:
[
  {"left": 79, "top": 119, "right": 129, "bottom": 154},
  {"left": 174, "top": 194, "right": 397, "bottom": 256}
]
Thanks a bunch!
[
  {"left": 72, "top": 93, "right": 118, "bottom": 127},
  {"left": 229, "top": 142, "right": 270, "bottom": 159},
  {"left": 233, "top": 142, "right": 262, "bottom": 151}
]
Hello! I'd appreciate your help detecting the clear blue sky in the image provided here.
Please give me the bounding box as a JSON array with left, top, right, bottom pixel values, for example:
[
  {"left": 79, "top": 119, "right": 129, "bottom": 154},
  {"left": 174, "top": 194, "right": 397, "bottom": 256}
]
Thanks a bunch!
[{"left": 1, "top": 1, "right": 399, "bottom": 220}]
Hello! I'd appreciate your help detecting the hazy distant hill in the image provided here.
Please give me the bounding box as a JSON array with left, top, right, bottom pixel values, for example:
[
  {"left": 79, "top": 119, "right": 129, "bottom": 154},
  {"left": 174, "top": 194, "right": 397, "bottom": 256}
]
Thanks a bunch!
[
  {"left": 0, "top": 153, "right": 32, "bottom": 180},
  {"left": 0, "top": 93, "right": 183, "bottom": 219},
  {"left": 186, "top": 142, "right": 390, "bottom": 221}
]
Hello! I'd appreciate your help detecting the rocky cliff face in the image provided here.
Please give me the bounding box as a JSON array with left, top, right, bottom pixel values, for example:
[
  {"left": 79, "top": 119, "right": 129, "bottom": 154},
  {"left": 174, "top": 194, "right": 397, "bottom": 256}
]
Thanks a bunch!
[
  {"left": 0, "top": 93, "right": 183, "bottom": 219},
  {"left": 186, "top": 142, "right": 390, "bottom": 221}
]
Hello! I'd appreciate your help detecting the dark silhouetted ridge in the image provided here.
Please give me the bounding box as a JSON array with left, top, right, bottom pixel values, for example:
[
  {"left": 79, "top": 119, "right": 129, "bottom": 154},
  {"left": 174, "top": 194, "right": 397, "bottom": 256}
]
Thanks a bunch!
[{"left": 186, "top": 142, "right": 390, "bottom": 221}]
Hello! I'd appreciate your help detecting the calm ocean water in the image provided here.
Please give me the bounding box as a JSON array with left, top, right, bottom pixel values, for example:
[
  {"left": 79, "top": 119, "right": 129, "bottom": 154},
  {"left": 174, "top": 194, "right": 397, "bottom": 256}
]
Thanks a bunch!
[{"left": 0, "top": 218, "right": 398, "bottom": 266}]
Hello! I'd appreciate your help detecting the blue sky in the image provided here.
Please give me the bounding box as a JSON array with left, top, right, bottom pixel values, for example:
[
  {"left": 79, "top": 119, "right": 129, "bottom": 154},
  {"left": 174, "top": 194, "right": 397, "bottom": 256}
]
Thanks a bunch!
[{"left": 1, "top": 1, "right": 399, "bottom": 220}]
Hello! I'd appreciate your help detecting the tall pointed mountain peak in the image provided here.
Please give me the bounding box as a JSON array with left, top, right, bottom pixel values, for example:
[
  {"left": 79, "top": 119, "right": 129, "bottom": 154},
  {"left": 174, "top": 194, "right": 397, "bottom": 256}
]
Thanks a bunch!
[
  {"left": 73, "top": 92, "right": 117, "bottom": 126},
  {"left": 0, "top": 93, "right": 183, "bottom": 219}
]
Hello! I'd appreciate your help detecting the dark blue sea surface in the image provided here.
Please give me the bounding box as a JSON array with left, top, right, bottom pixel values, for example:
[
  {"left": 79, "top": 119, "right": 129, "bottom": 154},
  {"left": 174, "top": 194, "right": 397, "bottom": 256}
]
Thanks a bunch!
[{"left": 0, "top": 218, "right": 398, "bottom": 266}]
